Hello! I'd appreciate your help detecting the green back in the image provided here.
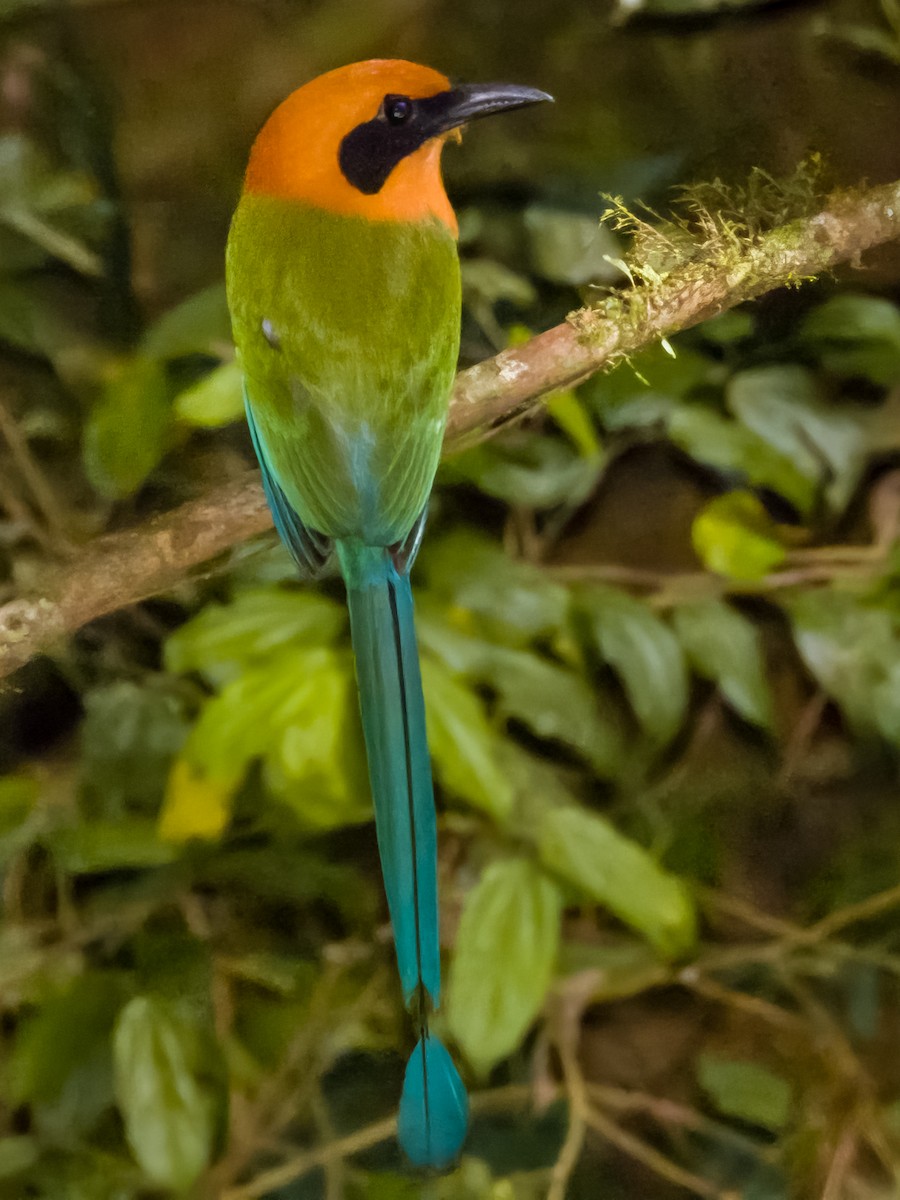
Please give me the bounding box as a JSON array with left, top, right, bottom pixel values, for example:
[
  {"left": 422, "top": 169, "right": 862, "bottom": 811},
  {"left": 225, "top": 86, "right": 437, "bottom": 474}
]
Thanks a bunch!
[{"left": 226, "top": 197, "right": 461, "bottom": 546}]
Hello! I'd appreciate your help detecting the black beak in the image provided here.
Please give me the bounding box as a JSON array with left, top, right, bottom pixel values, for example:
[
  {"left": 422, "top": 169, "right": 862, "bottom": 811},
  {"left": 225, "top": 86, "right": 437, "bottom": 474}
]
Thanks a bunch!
[
  {"left": 422, "top": 82, "right": 553, "bottom": 137},
  {"left": 339, "top": 81, "right": 552, "bottom": 196}
]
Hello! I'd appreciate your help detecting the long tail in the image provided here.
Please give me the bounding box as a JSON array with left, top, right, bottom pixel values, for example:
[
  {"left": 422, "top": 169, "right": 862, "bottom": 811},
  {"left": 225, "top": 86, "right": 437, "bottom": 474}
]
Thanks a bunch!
[{"left": 338, "top": 540, "right": 468, "bottom": 1169}]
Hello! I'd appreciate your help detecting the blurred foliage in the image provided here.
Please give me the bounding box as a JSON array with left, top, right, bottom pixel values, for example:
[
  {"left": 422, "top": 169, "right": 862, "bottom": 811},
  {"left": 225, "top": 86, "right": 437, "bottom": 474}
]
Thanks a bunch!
[{"left": 1, "top": 1, "right": 900, "bottom": 1199}]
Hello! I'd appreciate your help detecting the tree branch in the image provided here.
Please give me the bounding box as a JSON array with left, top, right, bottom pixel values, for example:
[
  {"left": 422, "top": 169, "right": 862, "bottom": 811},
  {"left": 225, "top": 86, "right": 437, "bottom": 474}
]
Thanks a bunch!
[{"left": 1, "top": 177, "right": 898, "bottom": 683}]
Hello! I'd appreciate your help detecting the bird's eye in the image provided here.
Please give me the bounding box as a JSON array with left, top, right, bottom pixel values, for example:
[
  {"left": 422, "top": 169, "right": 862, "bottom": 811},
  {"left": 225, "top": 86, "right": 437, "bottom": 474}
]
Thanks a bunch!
[{"left": 384, "top": 94, "right": 413, "bottom": 125}]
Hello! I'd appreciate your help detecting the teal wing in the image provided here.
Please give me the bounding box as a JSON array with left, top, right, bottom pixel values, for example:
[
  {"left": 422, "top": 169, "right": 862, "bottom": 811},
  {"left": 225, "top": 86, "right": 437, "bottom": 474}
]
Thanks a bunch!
[{"left": 245, "top": 394, "right": 331, "bottom": 576}]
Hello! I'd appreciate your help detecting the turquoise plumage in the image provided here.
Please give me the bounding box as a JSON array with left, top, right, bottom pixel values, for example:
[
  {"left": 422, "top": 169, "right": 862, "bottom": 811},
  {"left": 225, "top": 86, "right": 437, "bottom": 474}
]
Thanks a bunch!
[
  {"left": 228, "top": 193, "right": 467, "bottom": 1167},
  {"left": 226, "top": 58, "right": 549, "bottom": 1168}
]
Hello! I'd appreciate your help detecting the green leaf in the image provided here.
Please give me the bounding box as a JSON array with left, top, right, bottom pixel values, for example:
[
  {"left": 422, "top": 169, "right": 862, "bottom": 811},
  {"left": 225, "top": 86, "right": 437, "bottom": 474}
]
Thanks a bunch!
[
  {"left": 217, "top": 952, "right": 317, "bottom": 997},
  {"left": 80, "top": 681, "right": 189, "bottom": 818},
  {"left": 23, "top": 1150, "right": 141, "bottom": 1200},
  {"left": 559, "top": 939, "right": 669, "bottom": 1001},
  {"left": 113, "top": 996, "right": 214, "bottom": 1192},
  {"left": 524, "top": 203, "right": 623, "bottom": 286},
  {"left": 0, "top": 278, "right": 43, "bottom": 354},
  {"left": 538, "top": 805, "right": 696, "bottom": 958},
  {"left": 488, "top": 645, "right": 625, "bottom": 778},
  {"left": 267, "top": 650, "right": 370, "bottom": 827},
  {"left": 0, "top": 926, "right": 67, "bottom": 1007},
  {"left": 199, "top": 846, "right": 374, "bottom": 922},
  {"left": 165, "top": 587, "right": 345, "bottom": 683},
  {"left": 422, "top": 531, "right": 570, "bottom": 646},
  {"left": 672, "top": 599, "right": 773, "bottom": 728},
  {"left": 351, "top": 1171, "right": 424, "bottom": 1200},
  {"left": 416, "top": 606, "right": 501, "bottom": 676},
  {"left": 588, "top": 339, "right": 714, "bottom": 426},
  {"left": 801, "top": 293, "right": 900, "bottom": 385},
  {"left": 421, "top": 656, "right": 514, "bottom": 821},
  {"left": 821, "top": 21, "right": 900, "bottom": 67},
  {"left": 0, "top": 135, "right": 103, "bottom": 276},
  {"left": 176, "top": 646, "right": 370, "bottom": 829},
  {"left": 697, "top": 1054, "right": 790, "bottom": 1131},
  {"left": 447, "top": 858, "right": 561, "bottom": 1074},
  {"left": 0, "top": 277, "right": 93, "bottom": 374},
  {"left": 83, "top": 355, "right": 170, "bottom": 499},
  {"left": 447, "top": 432, "right": 602, "bottom": 510},
  {"left": 670, "top": 405, "right": 815, "bottom": 515},
  {"left": 460, "top": 257, "right": 537, "bottom": 308},
  {"left": 173, "top": 359, "right": 244, "bottom": 427},
  {"left": 789, "top": 590, "right": 900, "bottom": 743},
  {"left": 0, "top": 0, "right": 58, "bottom": 16},
  {"left": 50, "top": 820, "right": 178, "bottom": 873},
  {"left": 581, "top": 586, "right": 689, "bottom": 746},
  {"left": 0, "top": 774, "right": 42, "bottom": 868},
  {"left": 132, "top": 932, "right": 214, "bottom": 1012},
  {"left": 0, "top": 1137, "right": 38, "bottom": 1179},
  {"left": 6, "top": 973, "right": 125, "bottom": 1106},
  {"left": 700, "top": 310, "right": 755, "bottom": 345},
  {"left": 692, "top": 491, "right": 787, "bottom": 580},
  {"left": 140, "top": 284, "right": 231, "bottom": 361},
  {"left": 29, "top": 1048, "right": 118, "bottom": 1146},
  {"left": 727, "top": 364, "right": 869, "bottom": 513}
]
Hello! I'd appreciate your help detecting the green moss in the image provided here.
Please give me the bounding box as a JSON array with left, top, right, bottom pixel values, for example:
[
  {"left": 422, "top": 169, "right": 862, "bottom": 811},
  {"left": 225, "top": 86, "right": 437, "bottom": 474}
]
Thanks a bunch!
[{"left": 568, "top": 157, "right": 842, "bottom": 363}]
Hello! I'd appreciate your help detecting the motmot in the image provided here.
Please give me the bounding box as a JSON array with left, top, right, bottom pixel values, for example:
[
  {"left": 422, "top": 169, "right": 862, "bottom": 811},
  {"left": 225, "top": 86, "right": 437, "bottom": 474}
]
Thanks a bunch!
[{"left": 225, "top": 59, "right": 550, "bottom": 1168}]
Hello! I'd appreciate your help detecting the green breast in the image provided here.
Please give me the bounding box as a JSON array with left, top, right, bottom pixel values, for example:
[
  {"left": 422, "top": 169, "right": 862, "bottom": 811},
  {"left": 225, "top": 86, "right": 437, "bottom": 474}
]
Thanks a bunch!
[{"left": 226, "top": 197, "right": 461, "bottom": 546}]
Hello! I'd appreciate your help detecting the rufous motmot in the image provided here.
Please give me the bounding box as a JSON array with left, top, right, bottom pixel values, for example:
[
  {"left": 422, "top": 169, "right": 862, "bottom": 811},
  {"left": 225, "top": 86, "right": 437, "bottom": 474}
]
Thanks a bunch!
[{"left": 226, "top": 59, "right": 550, "bottom": 1168}]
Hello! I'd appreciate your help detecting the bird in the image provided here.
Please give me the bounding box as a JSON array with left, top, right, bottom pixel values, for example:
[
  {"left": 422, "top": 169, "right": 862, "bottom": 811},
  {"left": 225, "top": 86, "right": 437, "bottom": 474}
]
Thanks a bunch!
[{"left": 225, "top": 59, "right": 550, "bottom": 1169}]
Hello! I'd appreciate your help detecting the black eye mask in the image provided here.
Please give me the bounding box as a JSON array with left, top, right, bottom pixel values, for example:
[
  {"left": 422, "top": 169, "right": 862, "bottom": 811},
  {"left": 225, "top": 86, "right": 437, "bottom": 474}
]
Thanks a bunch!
[{"left": 338, "top": 82, "right": 552, "bottom": 196}]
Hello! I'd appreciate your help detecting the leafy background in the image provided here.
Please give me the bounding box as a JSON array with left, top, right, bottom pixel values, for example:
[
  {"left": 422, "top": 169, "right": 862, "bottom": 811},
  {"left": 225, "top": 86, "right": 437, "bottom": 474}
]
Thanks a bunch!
[{"left": 1, "top": 0, "right": 900, "bottom": 1197}]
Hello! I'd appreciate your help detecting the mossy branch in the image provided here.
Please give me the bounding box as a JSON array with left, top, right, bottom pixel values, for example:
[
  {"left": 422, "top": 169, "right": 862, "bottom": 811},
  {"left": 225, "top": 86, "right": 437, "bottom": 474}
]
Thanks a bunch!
[{"left": 1, "top": 173, "right": 898, "bottom": 684}]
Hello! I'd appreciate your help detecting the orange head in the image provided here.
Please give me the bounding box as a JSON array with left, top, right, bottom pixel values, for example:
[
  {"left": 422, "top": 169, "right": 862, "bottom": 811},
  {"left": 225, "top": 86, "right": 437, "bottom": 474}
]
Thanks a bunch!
[{"left": 243, "top": 59, "right": 551, "bottom": 234}]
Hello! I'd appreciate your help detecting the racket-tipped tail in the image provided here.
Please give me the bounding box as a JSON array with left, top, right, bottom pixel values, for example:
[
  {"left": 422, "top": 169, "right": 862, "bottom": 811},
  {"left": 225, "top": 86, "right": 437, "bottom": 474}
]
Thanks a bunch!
[{"left": 398, "top": 1032, "right": 469, "bottom": 1169}]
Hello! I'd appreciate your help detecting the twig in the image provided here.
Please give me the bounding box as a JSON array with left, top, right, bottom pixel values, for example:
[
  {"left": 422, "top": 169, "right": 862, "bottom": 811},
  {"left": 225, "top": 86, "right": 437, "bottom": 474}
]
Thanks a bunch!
[
  {"left": 547, "top": 1102, "right": 587, "bottom": 1200},
  {"left": 548, "top": 1035, "right": 589, "bottom": 1200},
  {"left": 695, "top": 880, "right": 900, "bottom": 970},
  {"left": 0, "top": 176, "right": 898, "bottom": 680},
  {"left": 221, "top": 1085, "right": 534, "bottom": 1200},
  {"left": 0, "top": 396, "right": 71, "bottom": 550},
  {"left": 556, "top": 1023, "right": 732, "bottom": 1199},
  {"left": 678, "top": 970, "right": 805, "bottom": 1031},
  {"left": 553, "top": 551, "right": 892, "bottom": 609},
  {"left": 586, "top": 1083, "right": 766, "bottom": 1159},
  {"left": 777, "top": 690, "right": 829, "bottom": 787},
  {"left": 822, "top": 1126, "right": 859, "bottom": 1200},
  {"left": 583, "top": 1105, "right": 732, "bottom": 1199},
  {"left": 806, "top": 880, "right": 900, "bottom": 942},
  {"left": 699, "top": 888, "right": 805, "bottom": 939},
  {"left": 0, "top": 460, "right": 55, "bottom": 552},
  {"left": 221, "top": 1114, "right": 398, "bottom": 1200}
]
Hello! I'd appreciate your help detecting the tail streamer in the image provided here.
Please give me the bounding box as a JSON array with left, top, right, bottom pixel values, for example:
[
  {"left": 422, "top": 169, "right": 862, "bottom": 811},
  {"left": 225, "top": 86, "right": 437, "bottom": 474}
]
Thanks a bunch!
[{"left": 339, "top": 540, "right": 468, "bottom": 1167}]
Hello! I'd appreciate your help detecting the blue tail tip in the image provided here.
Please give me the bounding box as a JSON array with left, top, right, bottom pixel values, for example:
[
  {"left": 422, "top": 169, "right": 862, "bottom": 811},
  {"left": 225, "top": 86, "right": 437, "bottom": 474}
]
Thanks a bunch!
[{"left": 398, "top": 1034, "right": 469, "bottom": 1169}]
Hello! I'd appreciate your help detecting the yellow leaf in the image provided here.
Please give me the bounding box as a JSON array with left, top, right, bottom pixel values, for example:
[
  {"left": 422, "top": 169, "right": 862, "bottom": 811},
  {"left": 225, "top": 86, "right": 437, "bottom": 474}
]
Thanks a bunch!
[
  {"left": 158, "top": 759, "right": 233, "bottom": 844},
  {"left": 692, "top": 491, "right": 787, "bottom": 581}
]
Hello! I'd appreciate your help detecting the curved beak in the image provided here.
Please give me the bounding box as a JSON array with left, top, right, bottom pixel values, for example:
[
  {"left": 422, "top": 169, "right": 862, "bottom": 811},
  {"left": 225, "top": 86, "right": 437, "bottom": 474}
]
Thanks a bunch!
[{"left": 420, "top": 82, "right": 553, "bottom": 138}]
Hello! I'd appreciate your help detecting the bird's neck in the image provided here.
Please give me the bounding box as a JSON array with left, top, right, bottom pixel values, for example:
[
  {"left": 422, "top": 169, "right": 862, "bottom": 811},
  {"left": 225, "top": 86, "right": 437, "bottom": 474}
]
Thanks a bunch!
[{"left": 244, "top": 131, "right": 457, "bottom": 234}]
